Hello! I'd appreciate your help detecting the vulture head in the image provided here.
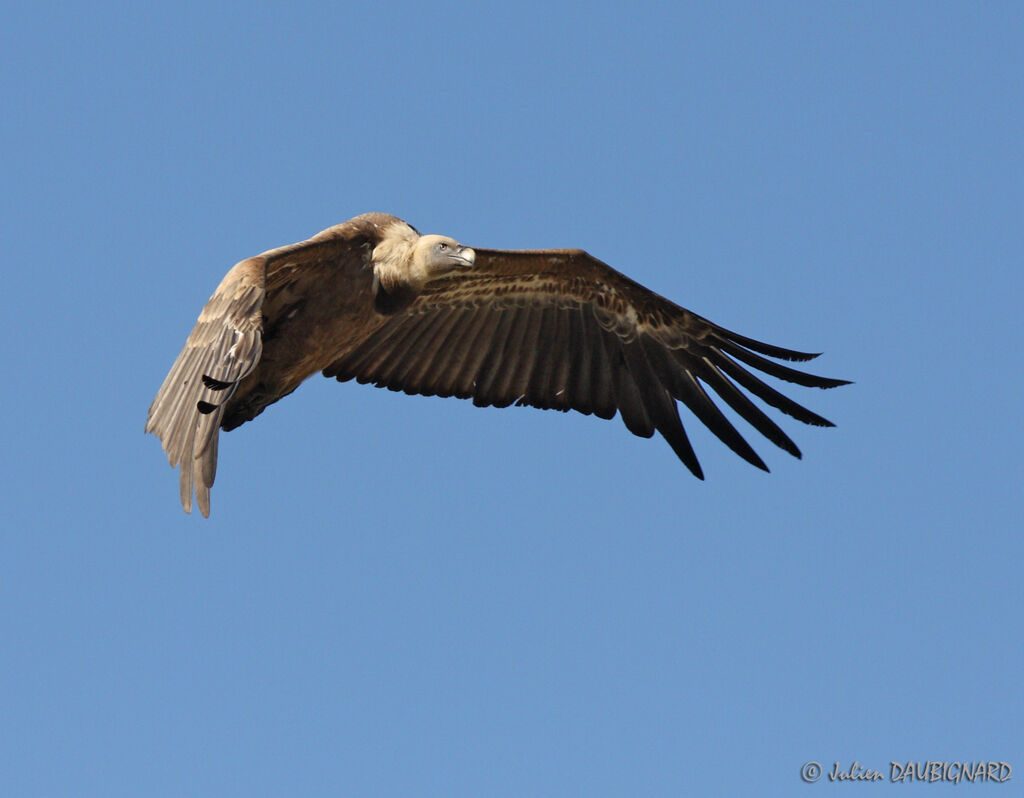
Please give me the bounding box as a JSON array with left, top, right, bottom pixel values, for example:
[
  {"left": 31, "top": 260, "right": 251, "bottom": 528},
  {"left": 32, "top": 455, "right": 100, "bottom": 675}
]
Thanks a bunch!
[
  {"left": 412, "top": 234, "right": 476, "bottom": 280},
  {"left": 371, "top": 226, "right": 476, "bottom": 313}
]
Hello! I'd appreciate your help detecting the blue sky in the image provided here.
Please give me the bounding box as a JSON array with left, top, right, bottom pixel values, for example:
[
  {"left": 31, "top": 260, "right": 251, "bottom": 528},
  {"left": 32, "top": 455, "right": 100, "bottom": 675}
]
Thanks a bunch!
[{"left": 2, "top": 1, "right": 1021, "bottom": 795}]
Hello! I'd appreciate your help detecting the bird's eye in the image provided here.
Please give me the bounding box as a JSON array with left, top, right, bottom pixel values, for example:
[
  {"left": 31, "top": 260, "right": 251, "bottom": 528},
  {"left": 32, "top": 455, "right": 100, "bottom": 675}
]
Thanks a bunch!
[{"left": 439, "top": 242, "right": 448, "bottom": 251}]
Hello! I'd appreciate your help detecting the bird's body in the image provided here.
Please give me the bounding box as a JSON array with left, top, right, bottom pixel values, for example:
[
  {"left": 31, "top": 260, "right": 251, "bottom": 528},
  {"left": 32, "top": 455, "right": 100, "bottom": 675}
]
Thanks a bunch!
[{"left": 147, "top": 212, "right": 848, "bottom": 516}]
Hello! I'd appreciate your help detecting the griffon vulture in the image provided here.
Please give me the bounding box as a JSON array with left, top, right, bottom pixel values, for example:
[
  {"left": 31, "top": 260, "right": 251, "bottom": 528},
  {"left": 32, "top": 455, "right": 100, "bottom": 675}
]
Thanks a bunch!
[{"left": 147, "top": 213, "right": 848, "bottom": 516}]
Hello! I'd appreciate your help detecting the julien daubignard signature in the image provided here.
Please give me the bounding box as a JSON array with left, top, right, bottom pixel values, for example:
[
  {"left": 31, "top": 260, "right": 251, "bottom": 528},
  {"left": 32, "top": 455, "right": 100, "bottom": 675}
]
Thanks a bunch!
[{"left": 801, "top": 760, "right": 1012, "bottom": 784}]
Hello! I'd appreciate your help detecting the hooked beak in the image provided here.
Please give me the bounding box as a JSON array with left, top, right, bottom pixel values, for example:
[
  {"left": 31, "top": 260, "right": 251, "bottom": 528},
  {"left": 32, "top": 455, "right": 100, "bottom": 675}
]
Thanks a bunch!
[{"left": 454, "top": 246, "right": 476, "bottom": 267}]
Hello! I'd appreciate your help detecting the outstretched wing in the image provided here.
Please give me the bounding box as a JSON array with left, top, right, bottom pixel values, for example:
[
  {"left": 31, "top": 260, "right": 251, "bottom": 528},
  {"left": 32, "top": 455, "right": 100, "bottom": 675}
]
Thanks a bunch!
[
  {"left": 146, "top": 221, "right": 379, "bottom": 516},
  {"left": 145, "top": 257, "right": 265, "bottom": 517},
  {"left": 323, "top": 248, "right": 848, "bottom": 477}
]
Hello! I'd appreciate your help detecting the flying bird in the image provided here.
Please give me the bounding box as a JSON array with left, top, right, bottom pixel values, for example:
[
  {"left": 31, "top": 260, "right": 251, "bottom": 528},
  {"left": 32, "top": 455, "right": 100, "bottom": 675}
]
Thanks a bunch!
[{"left": 147, "top": 213, "right": 848, "bottom": 516}]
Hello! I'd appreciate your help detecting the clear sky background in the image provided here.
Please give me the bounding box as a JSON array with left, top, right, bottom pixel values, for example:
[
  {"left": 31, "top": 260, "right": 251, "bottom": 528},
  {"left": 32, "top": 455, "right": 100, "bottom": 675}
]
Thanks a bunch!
[{"left": 2, "top": 2, "right": 1021, "bottom": 796}]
